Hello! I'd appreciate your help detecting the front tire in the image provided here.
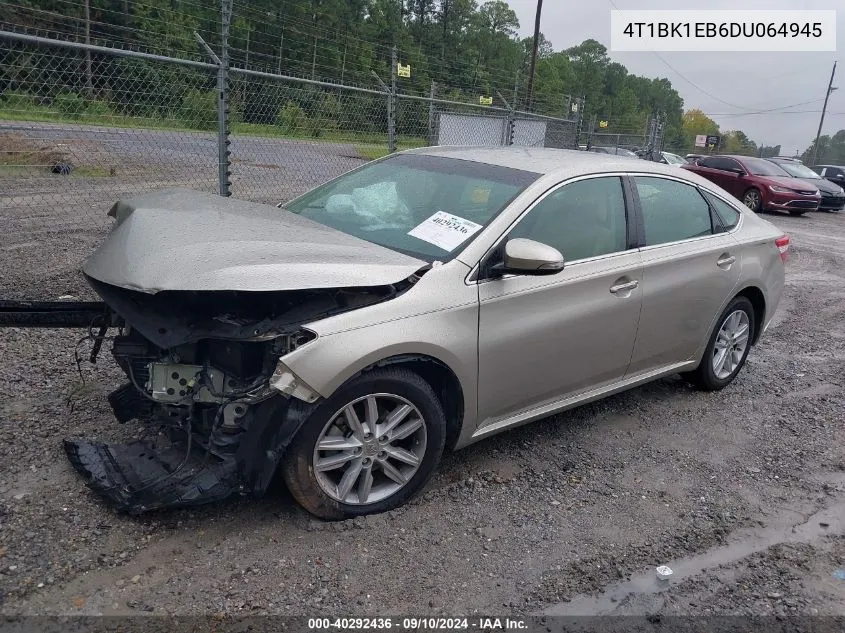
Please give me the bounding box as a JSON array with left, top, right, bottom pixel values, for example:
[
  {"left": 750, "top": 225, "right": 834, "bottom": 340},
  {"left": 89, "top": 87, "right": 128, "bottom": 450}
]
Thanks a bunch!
[
  {"left": 683, "top": 296, "right": 755, "bottom": 391},
  {"left": 742, "top": 188, "right": 762, "bottom": 213},
  {"left": 281, "top": 368, "right": 446, "bottom": 520}
]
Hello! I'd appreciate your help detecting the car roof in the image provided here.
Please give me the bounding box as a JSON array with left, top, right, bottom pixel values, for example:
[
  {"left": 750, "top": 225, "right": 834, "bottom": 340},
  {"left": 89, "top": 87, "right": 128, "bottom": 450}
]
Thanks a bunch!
[
  {"left": 402, "top": 146, "right": 689, "bottom": 179},
  {"left": 711, "top": 154, "right": 763, "bottom": 161},
  {"left": 815, "top": 164, "right": 844, "bottom": 168}
]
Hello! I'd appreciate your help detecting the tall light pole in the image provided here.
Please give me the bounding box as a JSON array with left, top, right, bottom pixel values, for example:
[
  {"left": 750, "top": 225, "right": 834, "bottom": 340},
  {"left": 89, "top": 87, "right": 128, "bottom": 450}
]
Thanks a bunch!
[
  {"left": 525, "top": 0, "right": 543, "bottom": 111},
  {"left": 811, "top": 61, "right": 837, "bottom": 166}
]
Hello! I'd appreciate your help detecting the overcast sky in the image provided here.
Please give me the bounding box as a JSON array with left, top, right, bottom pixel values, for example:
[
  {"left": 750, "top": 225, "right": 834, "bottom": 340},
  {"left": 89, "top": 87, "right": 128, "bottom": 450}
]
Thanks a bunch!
[{"left": 507, "top": 0, "right": 843, "bottom": 155}]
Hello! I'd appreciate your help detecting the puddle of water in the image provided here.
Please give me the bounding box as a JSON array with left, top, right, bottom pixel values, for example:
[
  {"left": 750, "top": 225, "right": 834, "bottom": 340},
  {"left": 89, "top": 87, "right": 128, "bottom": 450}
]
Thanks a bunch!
[{"left": 543, "top": 498, "right": 845, "bottom": 616}]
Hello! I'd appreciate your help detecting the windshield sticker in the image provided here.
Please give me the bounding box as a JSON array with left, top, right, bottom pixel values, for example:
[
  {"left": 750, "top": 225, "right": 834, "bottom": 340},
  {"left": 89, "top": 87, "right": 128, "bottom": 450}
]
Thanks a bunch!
[
  {"left": 408, "top": 211, "right": 483, "bottom": 251},
  {"left": 471, "top": 187, "right": 491, "bottom": 204}
]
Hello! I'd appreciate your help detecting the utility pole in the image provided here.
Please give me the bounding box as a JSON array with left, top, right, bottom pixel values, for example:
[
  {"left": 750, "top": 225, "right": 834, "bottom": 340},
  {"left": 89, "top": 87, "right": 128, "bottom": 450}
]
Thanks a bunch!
[
  {"left": 83, "top": 0, "right": 93, "bottom": 97},
  {"left": 811, "top": 61, "right": 837, "bottom": 166},
  {"left": 389, "top": 45, "right": 397, "bottom": 153},
  {"left": 525, "top": 0, "right": 543, "bottom": 111},
  {"left": 277, "top": 27, "right": 284, "bottom": 75}
]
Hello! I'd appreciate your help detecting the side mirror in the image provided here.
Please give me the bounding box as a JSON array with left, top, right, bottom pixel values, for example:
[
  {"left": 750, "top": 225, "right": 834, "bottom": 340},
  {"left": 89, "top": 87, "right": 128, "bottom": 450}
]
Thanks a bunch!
[
  {"left": 491, "top": 238, "right": 565, "bottom": 277},
  {"left": 732, "top": 168, "right": 746, "bottom": 176}
]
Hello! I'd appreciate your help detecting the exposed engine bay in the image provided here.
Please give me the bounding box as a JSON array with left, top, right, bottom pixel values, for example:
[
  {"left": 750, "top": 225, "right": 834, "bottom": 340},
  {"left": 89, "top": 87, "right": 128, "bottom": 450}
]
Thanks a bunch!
[{"left": 64, "top": 277, "right": 414, "bottom": 513}]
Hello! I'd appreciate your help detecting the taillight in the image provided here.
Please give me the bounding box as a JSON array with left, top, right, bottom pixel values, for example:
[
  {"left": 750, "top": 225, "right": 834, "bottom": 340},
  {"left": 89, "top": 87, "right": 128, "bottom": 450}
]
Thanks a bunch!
[{"left": 775, "top": 235, "right": 790, "bottom": 263}]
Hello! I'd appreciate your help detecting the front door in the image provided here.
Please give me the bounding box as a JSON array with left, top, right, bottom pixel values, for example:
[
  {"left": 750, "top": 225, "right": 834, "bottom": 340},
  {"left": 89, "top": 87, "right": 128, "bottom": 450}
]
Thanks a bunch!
[{"left": 476, "top": 175, "right": 642, "bottom": 426}]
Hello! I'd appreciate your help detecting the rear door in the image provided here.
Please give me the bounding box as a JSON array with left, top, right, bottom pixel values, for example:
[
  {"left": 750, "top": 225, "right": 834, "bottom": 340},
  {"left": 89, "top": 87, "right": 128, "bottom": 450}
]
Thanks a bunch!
[
  {"left": 688, "top": 157, "right": 727, "bottom": 190},
  {"left": 628, "top": 175, "right": 742, "bottom": 374},
  {"left": 697, "top": 157, "right": 745, "bottom": 199}
]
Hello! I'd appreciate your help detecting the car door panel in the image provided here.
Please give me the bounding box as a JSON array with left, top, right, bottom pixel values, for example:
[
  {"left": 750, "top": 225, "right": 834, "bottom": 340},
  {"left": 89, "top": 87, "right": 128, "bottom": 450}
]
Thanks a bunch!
[
  {"left": 475, "top": 175, "right": 641, "bottom": 426},
  {"left": 477, "top": 252, "right": 642, "bottom": 424},
  {"left": 628, "top": 175, "right": 742, "bottom": 374},
  {"left": 629, "top": 234, "right": 741, "bottom": 374}
]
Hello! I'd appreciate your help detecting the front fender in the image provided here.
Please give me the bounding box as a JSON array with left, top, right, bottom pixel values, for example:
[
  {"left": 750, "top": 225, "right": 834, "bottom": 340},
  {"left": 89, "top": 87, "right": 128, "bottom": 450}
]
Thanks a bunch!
[{"left": 279, "top": 309, "right": 479, "bottom": 429}]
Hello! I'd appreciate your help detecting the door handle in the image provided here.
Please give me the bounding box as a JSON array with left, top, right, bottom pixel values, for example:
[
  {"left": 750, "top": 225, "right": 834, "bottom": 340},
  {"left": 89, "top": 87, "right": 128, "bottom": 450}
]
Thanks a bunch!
[
  {"left": 610, "top": 280, "right": 639, "bottom": 294},
  {"left": 717, "top": 255, "right": 736, "bottom": 268}
]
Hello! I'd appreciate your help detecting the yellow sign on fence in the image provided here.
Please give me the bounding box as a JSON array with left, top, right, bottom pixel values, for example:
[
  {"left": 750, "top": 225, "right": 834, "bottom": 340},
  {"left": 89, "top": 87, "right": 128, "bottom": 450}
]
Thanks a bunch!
[
  {"left": 599, "top": 120, "right": 609, "bottom": 128},
  {"left": 397, "top": 63, "right": 411, "bottom": 78},
  {"left": 479, "top": 96, "right": 493, "bottom": 105}
]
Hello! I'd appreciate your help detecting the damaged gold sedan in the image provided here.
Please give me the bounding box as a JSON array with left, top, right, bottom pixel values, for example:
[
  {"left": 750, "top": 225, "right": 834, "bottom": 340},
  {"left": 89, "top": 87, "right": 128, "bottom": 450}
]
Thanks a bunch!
[{"left": 1, "top": 148, "right": 788, "bottom": 519}]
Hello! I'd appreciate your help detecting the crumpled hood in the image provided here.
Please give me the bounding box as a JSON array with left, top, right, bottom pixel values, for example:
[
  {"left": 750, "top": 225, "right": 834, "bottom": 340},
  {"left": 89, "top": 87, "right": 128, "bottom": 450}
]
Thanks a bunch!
[{"left": 83, "top": 189, "right": 427, "bottom": 294}]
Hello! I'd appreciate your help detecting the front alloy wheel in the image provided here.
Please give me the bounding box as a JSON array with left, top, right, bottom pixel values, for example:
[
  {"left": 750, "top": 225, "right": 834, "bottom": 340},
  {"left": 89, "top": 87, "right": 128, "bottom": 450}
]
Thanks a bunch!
[
  {"left": 313, "top": 394, "right": 427, "bottom": 505},
  {"left": 282, "top": 368, "right": 446, "bottom": 520},
  {"left": 743, "top": 189, "right": 762, "bottom": 212}
]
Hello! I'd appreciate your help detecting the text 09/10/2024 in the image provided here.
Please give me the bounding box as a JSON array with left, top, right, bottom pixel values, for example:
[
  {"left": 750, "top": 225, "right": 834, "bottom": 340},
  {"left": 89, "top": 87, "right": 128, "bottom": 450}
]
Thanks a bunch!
[{"left": 610, "top": 10, "right": 837, "bottom": 52}]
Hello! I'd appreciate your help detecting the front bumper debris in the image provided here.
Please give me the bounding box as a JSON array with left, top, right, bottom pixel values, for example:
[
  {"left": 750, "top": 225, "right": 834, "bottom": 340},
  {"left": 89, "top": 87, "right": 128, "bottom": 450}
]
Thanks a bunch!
[
  {"left": 64, "top": 394, "right": 318, "bottom": 513},
  {"left": 64, "top": 438, "right": 239, "bottom": 514}
]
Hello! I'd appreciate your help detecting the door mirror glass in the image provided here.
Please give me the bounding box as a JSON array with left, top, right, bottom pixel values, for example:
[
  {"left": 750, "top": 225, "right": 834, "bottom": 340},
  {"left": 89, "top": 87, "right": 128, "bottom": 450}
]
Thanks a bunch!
[{"left": 495, "top": 238, "right": 564, "bottom": 276}]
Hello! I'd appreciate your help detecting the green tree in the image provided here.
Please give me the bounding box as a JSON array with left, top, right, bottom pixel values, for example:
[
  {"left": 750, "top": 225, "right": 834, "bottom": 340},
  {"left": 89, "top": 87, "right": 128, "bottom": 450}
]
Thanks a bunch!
[{"left": 682, "top": 109, "right": 720, "bottom": 150}]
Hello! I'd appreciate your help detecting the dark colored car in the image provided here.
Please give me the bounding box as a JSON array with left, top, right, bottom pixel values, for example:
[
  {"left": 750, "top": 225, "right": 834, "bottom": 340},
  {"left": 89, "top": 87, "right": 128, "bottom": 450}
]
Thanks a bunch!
[
  {"left": 813, "top": 164, "right": 845, "bottom": 189},
  {"left": 587, "top": 146, "right": 640, "bottom": 158},
  {"left": 682, "top": 155, "right": 820, "bottom": 215},
  {"left": 770, "top": 158, "right": 845, "bottom": 212}
]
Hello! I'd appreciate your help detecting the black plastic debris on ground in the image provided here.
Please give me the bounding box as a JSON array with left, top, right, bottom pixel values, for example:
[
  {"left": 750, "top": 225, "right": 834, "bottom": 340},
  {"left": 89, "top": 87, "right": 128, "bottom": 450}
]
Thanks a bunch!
[{"left": 64, "top": 438, "right": 240, "bottom": 514}]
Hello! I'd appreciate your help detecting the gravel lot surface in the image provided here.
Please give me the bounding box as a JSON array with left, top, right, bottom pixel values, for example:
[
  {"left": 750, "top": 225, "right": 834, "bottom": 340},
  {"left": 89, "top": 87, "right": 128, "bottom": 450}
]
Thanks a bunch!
[{"left": 0, "top": 155, "right": 844, "bottom": 619}]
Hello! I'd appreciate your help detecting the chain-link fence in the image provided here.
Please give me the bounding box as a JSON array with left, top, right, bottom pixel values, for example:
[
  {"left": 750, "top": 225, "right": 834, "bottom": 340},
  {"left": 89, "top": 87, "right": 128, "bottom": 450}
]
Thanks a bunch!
[{"left": 0, "top": 26, "right": 582, "bottom": 298}]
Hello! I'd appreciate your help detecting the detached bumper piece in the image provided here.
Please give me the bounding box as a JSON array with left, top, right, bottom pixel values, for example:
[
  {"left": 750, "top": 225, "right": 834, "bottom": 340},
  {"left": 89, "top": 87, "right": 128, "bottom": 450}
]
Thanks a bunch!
[{"left": 64, "top": 438, "right": 240, "bottom": 514}]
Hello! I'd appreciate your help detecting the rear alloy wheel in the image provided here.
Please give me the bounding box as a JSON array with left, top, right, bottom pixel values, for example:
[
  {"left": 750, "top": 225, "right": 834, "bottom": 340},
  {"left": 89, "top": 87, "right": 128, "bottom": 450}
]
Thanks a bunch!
[
  {"left": 281, "top": 368, "right": 446, "bottom": 520},
  {"left": 742, "top": 188, "right": 762, "bottom": 212},
  {"left": 683, "top": 296, "right": 755, "bottom": 391}
]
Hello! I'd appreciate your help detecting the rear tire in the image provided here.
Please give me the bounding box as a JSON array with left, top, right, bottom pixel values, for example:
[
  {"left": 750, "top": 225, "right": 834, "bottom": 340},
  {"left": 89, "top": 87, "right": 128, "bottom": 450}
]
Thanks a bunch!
[
  {"left": 742, "top": 188, "right": 762, "bottom": 213},
  {"left": 281, "top": 368, "right": 446, "bottom": 520},
  {"left": 683, "top": 296, "right": 755, "bottom": 391}
]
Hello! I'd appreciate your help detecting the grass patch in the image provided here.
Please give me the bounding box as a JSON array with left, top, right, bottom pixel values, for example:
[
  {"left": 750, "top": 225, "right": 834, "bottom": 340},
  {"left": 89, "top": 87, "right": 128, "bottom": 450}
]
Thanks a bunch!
[
  {"left": 72, "top": 165, "right": 114, "bottom": 177},
  {"left": 0, "top": 132, "right": 69, "bottom": 167},
  {"left": 0, "top": 132, "right": 113, "bottom": 177},
  {"left": 0, "top": 103, "right": 428, "bottom": 148}
]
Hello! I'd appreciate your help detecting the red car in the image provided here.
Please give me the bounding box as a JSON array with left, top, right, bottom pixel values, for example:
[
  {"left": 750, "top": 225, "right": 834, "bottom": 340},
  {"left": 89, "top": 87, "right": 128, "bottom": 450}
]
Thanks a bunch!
[{"left": 682, "top": 155, "right": 820, "bottom": 215}]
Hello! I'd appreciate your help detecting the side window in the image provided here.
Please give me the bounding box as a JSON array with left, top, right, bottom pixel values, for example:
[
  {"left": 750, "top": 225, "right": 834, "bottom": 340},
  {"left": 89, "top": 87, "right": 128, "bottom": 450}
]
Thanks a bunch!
[
  {"left": 509, "top": 177, "right": 628, "bottom": 262},
  {"left": 634, "top": 177, "right": 714, "bottom": 246},
  {"left": 698, "top": 157, "right": 717, "bottom": 169},
  {"left": 723, "top": 158, "right": 742, "bottom": 172},
  {"left": 704, "top": 192, "right": 741, "bottom": 230}
]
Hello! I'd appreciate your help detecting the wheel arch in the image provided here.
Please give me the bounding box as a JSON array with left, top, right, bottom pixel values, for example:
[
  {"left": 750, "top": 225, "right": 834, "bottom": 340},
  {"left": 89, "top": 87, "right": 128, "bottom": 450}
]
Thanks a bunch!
[
  {"left": 351, "top": 353, "right": 465, "bottom": 451},
  {"left": 734, "top": 285, "right": 766, "bottom": 345}
]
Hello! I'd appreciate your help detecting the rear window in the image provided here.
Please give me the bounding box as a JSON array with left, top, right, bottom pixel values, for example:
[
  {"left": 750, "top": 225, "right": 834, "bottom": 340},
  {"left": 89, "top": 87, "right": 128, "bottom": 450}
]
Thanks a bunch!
[
  {"left": 704, "top": 192, "right": 741, "bottom": 231},
  {"left": 635, "top": 177, "right": 713, "bottom": 246}
]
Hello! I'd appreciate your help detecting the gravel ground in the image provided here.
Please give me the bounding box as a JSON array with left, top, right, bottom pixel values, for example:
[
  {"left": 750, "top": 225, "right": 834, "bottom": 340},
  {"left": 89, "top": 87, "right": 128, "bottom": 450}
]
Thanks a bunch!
[{"left": 0, "top": 192, "right": 844, "bottom": 618}]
